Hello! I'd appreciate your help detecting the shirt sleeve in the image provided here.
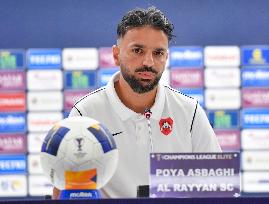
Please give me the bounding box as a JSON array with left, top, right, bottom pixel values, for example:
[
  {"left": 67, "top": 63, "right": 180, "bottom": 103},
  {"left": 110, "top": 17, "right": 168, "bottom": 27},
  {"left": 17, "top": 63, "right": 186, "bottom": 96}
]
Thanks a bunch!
[{"left": 191, "top": 102, "right": 222, "bottom": 152}]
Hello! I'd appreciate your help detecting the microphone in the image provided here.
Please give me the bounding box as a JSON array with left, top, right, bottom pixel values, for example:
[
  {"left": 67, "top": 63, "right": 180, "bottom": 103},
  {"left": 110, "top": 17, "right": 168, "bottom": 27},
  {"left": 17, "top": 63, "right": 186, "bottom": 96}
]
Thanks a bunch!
[
  {"left": 144, "top": 108, "right": 152, "bottom": 119},
  {"left": 137, "top": 185, "right": 149, "bottom": 197}
]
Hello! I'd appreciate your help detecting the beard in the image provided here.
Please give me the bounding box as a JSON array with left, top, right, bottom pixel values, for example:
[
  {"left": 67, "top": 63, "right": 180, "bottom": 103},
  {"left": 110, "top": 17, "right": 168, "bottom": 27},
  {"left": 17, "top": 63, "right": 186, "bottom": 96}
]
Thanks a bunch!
[{"left": 120, "top": 64, "right": 163, "bottom": 94}]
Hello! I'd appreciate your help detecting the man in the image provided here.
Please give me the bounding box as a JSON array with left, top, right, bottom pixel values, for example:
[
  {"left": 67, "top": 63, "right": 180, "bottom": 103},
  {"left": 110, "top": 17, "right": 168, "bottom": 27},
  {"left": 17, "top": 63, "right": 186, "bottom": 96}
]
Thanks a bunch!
[{"left": 53, "top": 6, "right": 221, "bottom": 199}]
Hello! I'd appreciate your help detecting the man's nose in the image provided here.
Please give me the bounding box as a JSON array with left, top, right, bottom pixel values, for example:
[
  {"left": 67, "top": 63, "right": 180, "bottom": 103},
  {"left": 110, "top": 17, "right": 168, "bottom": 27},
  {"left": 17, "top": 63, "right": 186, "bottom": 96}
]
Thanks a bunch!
[{"left": 142, "top": 52, "right": 154, "bottom": 67}]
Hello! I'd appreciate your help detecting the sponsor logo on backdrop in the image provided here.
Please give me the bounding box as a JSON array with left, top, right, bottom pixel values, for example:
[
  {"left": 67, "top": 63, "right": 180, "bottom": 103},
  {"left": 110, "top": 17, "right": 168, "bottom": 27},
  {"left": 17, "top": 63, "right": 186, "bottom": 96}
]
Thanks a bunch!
[
  {"left": 0, "top": 175, "right": 27, "bottom": 196},
  {"left": 205, "top": 89, "right": 241, "bottom": 110},
  {"left": 170, "top": 69, "right": 203, "bottom": 88},
  {"left": 0, "top": 71, "right": 25, "bottom": 90},
  {"left": 242, "top": 151, "right": 269, "bottom": 170},
  {"left": 27, "top": 91, "right": 63, "bottom": 111},
  {"left": 241, "top": 46, "right": 269, "bottom": 66},
  {"left": 27, "top": 133, "right": 47, "bottom": 153},
  {"left": 28, "top": 175, "right": 53, "bottom": 196},
  {"left": 179, "top": 89, "right": 204, "bottom": 107},
  {"left": 98, "top": 68, "right": 119, "bottom": 87},
  {"left": 241, "top": 129, "right": 269, "bottom": 150},
  {"left": 27, "top": 70, "right": 63, "bottom": 90},
  {"left": 241, "top": 109, "right": 269, "bottom": 128},
  {"left": 28, "top": 154, "right": 43, "bottom": 174},
  {"left": 27, "top": 49, "right": 61, "bottom": 69},
  {"left": 62, "top": 48, "right": 98, "bottom": 70},
  {"left": 64, "top": 71, "right": 97, "bottom": 89},
  {"left": 204, "top": 46, "right": 240, "bottom": 67},
  {"left": 27, "top": 112, "right": 63, "bottom": 132},
  {"left": 0, "top": 92, "right": 26, "bottom": 112},
  {"left": 242, "top": 88, "right": 269, "bottom": 108},
  {"left": 205, "top": 68, "right": 240, "bottom": 88},
  {"left": 242, "top": 172, "right": 269, "bottom": 193},
  {"left": 208, "top": 110, "right": 239, "bottom": 129},
  {"left": 64, "top": 90, "right": 88, "bottom": 111},
  {"left": 0, "top": 134, "right": 26, "bottom": 154},
  {"left": 99, "top": 47, "right": 116, "bottom": 67},
  {"left": 0, "top": 49, "right": 24, "bottom": 69},
  {"left": 169, "top": 47, "right": 203, "bottom": 67},
  {"left": 214, "top": 130, "right": 240, "bottom": 151},
  {"left": 241, "top": 68, "right": 269, "bottom": 87},
  {"left": 0, "top": 155, "right": 26, "bottom": 174},
  {"left": 0, "top": 113, "right": 26, "bottom": 133}
]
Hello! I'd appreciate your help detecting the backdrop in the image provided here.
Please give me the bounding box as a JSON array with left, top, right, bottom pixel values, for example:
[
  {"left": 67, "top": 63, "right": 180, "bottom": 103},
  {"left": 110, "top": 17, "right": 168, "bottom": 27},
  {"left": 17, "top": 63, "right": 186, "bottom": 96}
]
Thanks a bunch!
[{"left": 0, "top": 0, "right": 268, "bottom": 48}]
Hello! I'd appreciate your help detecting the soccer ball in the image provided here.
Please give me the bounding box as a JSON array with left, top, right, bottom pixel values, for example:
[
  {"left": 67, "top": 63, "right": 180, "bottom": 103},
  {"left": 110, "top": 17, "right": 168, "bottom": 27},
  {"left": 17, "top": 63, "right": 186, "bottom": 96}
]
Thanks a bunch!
[{"left": 40, "top": 116, "right": 118, "bottom": 190}]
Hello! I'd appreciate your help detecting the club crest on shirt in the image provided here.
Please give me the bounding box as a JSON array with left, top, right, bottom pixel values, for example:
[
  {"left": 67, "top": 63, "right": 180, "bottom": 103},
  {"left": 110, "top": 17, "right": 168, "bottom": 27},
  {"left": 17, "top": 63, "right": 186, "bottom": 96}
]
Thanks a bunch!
[{"left": 159, "top": 117, "right": 173, "bottom": 136}]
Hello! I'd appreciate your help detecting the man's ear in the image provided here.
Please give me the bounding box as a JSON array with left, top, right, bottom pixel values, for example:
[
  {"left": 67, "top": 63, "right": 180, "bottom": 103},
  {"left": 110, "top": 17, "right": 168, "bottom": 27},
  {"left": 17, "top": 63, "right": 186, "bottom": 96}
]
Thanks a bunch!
[{"left": 112, "top": 45, "right": 120, "bottom": 66}]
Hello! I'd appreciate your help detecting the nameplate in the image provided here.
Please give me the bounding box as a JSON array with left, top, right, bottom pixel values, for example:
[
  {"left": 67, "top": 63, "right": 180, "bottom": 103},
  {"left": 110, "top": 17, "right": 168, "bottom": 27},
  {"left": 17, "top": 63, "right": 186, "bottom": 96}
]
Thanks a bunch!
[{"left": 150, "top": 153, "right": 240, "bottom": 198}]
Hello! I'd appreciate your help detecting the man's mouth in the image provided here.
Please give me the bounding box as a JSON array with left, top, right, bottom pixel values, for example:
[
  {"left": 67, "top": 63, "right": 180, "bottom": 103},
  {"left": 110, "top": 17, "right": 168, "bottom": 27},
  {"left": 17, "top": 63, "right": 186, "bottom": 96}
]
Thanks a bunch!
[{"left": 137, "top": 71, "right": 155, "bottom": 80}]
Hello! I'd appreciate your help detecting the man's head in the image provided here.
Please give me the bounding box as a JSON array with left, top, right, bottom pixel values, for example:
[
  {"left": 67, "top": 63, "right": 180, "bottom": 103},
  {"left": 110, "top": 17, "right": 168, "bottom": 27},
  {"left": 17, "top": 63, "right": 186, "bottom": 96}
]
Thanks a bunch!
[
  {"left": 113, "top": 7, "right": 174, "bottom": 94},
  {"left": 117, "top": 6, "right": 174, "bottom": 42}
]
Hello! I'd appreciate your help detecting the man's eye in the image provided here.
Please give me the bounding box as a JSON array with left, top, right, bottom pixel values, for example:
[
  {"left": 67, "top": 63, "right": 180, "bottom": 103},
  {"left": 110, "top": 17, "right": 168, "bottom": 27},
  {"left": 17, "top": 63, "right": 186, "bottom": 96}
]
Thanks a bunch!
[
  {"left": 132, "top": 48, "right": 143, "bottom": 54},
  {"left": 154, "top": 51, "right": 164, "bottom": 56}
]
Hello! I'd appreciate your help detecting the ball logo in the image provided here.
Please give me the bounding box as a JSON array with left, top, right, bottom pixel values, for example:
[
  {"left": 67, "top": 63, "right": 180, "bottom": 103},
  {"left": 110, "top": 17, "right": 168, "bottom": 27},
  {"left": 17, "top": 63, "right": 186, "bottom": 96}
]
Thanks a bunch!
[
  {"left": 75, "top": 138, "right": 84, "bottom": 152},
  {"left": 73, "top": 138, "right": 87, "bottom": 158},
  {"left": 159, "top": 118, "right": 173, "bottom": 136}
]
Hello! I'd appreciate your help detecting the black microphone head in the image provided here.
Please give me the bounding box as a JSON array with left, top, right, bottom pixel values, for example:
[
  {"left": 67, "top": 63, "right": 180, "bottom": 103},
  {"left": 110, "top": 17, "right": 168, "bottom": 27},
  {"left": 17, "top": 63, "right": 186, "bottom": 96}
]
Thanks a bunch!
[
  {"left": 44, "top": 195, "right": 52, "bottom": 200},
  {"left": 137, "top": 185, "right": 149, "bottom": 197}
]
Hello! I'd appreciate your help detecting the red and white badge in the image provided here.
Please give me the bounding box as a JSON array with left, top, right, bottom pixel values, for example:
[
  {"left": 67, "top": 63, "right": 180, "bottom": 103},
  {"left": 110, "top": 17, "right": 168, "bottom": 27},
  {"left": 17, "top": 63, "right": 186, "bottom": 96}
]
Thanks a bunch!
[{"left": 159, "top": 117, "right": 173, "bottom": 136}]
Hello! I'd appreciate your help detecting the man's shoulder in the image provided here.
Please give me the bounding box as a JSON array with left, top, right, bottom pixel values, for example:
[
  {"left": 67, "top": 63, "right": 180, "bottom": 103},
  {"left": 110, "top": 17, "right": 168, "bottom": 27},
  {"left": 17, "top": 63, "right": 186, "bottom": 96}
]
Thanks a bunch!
[
  {"left": 74, "top": 86, "right": 107, "bottom": 108},
  {"left": 163, "top": 85, "right": 197, "bottom": 105},
  {"left": 69, "top": 86, "right": 111, "bottom": 118}
]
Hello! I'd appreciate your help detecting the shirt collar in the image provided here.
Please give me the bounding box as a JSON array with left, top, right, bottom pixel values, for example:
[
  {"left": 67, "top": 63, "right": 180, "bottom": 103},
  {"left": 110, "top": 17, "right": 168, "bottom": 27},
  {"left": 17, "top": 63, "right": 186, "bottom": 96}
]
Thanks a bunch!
[{"left": 106, "top": 71, "right": 165, "bottom": 121}]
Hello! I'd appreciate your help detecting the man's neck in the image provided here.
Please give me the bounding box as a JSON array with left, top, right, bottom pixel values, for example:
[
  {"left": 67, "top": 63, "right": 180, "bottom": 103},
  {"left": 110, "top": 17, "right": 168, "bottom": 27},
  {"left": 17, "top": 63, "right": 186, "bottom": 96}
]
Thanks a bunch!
[{"left": 114, "top": 75, "right": 157, "bottom": 114}]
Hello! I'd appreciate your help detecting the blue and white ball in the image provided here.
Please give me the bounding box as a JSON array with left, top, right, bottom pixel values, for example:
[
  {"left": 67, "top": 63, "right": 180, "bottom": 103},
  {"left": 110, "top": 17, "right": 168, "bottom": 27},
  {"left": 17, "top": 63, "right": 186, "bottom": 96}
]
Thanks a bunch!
[{"left": 40, "top": 116, "right": 118, "bottom": 190}]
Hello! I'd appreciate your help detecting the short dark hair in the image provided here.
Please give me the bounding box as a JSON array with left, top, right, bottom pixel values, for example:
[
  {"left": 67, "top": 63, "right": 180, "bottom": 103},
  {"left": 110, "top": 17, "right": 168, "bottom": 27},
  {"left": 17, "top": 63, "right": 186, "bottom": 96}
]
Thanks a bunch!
[{"left": 117, "top": 6, "right": 174, "bottom": 42}]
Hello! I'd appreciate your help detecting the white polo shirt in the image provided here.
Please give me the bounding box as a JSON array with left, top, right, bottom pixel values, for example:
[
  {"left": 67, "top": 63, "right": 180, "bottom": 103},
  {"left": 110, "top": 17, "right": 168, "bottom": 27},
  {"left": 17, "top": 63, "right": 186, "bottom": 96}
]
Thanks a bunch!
[{"left": 69, "top": 71, "right": 221, "bottom": 198}]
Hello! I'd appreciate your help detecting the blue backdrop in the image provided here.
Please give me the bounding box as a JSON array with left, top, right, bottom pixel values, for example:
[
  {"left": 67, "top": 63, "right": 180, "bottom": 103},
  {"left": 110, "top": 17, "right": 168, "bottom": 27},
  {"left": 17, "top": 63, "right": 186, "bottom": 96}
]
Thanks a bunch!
[{"left": 0, "top": 0, "right": 268, "bottom": 48}]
